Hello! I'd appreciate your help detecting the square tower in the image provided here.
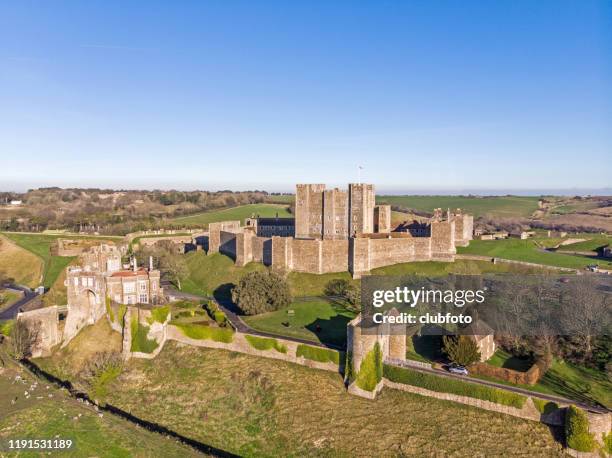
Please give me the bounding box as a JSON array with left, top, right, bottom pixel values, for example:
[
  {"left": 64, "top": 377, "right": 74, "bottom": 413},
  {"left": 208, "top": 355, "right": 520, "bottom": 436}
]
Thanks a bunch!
[
  {"left": 295, "top": 184, "right": 325, "bottom": 239},
  {"left": 349, "top": 183, "right": 375, "bottom": 236}
]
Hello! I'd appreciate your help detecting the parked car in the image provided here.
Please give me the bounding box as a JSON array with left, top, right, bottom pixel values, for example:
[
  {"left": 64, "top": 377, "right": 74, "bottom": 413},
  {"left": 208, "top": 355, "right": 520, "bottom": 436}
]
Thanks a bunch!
[{"left": 447, "top": 364, "right": 469, "bottom": 376}]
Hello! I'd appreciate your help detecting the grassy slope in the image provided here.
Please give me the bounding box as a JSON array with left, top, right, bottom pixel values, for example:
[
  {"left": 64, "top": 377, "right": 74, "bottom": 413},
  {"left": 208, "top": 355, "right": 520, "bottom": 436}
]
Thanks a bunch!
[
  {"left": 556, "top": 235, "right": 611, "bottom": 252},
  {"left": 376, "top": 195, "right": 540, "bottom": 218},
  {"left": 242, "top": 299, "right": 356, "bottom": 347},
  {"left": 90, "top": 343, "right": 564, "bottom": 457},
  {"left": 458, "top": 237, "right": 612, "bottom": 269},
  {"left": 0, "top": 357, "right": 202, "bottom": 458},
  {"left": 0, "top": 235, "right": 43, "bottom": 287},
  {"left": 169, "top": 204, "right": 292, "bottom": 228},
  {"left": 0, "top": 289, "right": 22, "bottom": 312}
]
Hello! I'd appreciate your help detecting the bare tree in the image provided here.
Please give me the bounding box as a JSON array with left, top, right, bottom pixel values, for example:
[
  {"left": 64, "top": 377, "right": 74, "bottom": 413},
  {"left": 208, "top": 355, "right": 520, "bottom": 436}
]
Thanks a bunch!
[{"left": 9, "top": 319, "right": 38, "bottom": 360}]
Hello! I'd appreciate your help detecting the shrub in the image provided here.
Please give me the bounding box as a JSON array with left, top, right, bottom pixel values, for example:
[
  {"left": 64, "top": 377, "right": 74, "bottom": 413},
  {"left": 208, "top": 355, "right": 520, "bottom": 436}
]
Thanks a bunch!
[
  {"left": 175, "top": 323, "right": 234, "bottom": 343},
  {"left": 8, "top": 320, "right": 37, "bottom": 360},
  {"left": 603, "top": 430, "right": 612, "bottom": 455},
  {"left": 0, "top": 320, "right": 14, "bottom": 337},
  {"left": 130, "top": 316, "right": 159, "bottom": 354},
  {"left": 532, "top": 398, "right": 559, "bottom": 415},
  {"left": 443, "top": 335, "right": 481, "bottom": 367},
  {"left": 565, "top": 405, "right": 595, "bottom": 452},
  {"left": 117, "top": 304, "right": 127, "bottom": 325},
  {"left": 232, "top": 270, "right": 292, "bottom": 315},
  {"left": 245, "top": 335, "right": 287, "bottom": 353},
  {"left": 383, "top": 364, "right": 527, "bottom": 408},
  {"left": 204, "top": 300, "right": 228, "bottom": 327},
  {"left": 80, "top": 351, "right": 122, "bottom": 401},
  {"left": 296, "top": 344, "right": 340, "bottom": 364},
  {"left": 148, "top": 305, "right": 170, "bottom": 324},
  {"left": 356, "top": 342, "right": 382, "bottom": 391},
  {"left": 105, "top": 296, "right": 114, "bottom": 322}
]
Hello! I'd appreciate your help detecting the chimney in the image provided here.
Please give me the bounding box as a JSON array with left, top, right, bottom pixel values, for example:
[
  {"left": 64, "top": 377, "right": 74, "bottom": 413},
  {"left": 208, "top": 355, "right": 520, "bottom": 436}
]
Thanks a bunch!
[{"left": 149, "top": 256, "right": 153, "bottom": 271}]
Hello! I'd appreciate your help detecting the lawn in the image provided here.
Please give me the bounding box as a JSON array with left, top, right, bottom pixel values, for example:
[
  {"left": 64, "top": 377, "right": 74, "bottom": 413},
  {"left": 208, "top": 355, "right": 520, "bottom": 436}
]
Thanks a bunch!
[
  {"left": 487, "top": 349, "right": 534, "bottom": 372},
  {"left": 183, "top": 251, "right": 355, "bottom": 298},
  {"left": 371, "top": 258, "right": 553, "bottom": 276},
  {"left": 376, "top": 195, "right": 540, "bottom": 218},
  {"left": 83, "top": 343, "right": 565, "bottom": 456},
  {"left": 169, "top": 204, "right": 292, "bottom": 228},
  {"left": 181, "top": 252, "right": 267, "bottom": 297},
  {"left": 457, "top": 238, "right": 612, "bottom": 270},
  {"left": 242, "top": 299, "right": 356, "bottom": 348},
  {"left": 556, "top": 235, "right": 611, "bottom": 252}
]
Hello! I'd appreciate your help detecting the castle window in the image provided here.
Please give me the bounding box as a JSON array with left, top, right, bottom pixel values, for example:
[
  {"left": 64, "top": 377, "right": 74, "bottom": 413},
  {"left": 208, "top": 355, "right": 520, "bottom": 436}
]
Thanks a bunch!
[{"left": 139, "top": 294, "right": 148, "bottom": 304}]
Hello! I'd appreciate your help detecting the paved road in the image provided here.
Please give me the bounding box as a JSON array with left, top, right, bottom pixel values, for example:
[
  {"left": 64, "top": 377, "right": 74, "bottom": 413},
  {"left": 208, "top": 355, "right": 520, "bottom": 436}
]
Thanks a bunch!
[
  {"left": 163, "top": 284, "right": 345, "bottom": 351},
  {"left": 386, "top": 358, "right": 610, "bottom": 414},
  {"left": 0, "top": 284, "right": 41, "bottom": 320}
]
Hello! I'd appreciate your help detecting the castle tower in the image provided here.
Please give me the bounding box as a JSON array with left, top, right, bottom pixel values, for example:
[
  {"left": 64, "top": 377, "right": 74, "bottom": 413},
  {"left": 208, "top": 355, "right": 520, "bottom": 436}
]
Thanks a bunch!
[
  {"left": 322, "top": 188, "right": 349, "bottom": 239},
  {"left": 295, "top": 184, "right": 325, "bottom": 239},
  {"left": 349, "top": 183, "right": 375, "bottom": 236}
]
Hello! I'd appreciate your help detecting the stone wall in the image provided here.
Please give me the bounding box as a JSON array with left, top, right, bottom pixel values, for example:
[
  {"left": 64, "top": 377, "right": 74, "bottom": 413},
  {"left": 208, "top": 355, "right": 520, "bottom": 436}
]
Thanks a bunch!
[
  {"left": 17, "top": 306, "right": 62, "bottom": 358},
  {"left": 208, "top": 221, "right": 241, "bottom": 254},
  {"left": 374, "top": 205, "right": 391, "bottom": 233},
  {"left": 430, "top": 220, "right": 456, "bottom": 260}
]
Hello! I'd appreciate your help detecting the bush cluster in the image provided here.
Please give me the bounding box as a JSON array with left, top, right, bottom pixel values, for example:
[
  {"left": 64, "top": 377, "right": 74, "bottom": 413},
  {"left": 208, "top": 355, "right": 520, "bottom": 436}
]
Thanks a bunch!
[
  {"left": 296, "top": 344, "right": 340, "bottom": 364},
  {"left": 565, "top": 405, "right": 595, "bottom": 452},
  {"left": 175, "top": 323, "right": 234, "bottom": 343},
  {"left": 232, "top": 270, "right": 292, "bottom": 315},
  {"left": 244, "top": 335, "right": 287, "bottom": 354},
  {"left": 149, "top": 305, "right": 170, "bottom": 324},
  {"left": 532, "top": 398, "right": 559, "bottom": 415},
  {"left": 204, "top": 300, "right": 228, "bottom": 327},
  {"left": 383, "top": 364, "right": 527, "bottom": 408}
]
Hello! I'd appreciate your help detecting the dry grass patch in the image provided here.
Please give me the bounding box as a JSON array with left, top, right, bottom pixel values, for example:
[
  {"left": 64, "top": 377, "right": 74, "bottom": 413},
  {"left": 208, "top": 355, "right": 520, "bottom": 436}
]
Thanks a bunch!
[
  {"left": 0, "top": 235, "right": 43, "bottom": 287},
  {"left": 91, "top": 343, "right": 565, "bottom": 457}
]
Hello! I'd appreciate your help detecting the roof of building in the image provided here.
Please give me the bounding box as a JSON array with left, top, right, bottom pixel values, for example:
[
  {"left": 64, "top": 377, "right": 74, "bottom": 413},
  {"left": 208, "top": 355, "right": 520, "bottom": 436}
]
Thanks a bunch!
[
  {"left": 256, "top": 217, "right": 295, "bottom": 226},
  {"left": 110, "top": 268, "right": 149, "bottom": 278}
]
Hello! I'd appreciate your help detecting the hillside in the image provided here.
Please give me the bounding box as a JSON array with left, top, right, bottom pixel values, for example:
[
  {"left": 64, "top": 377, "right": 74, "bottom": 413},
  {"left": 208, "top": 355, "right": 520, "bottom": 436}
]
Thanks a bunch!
[
  {"left": 36, "top": 341, "right": 564, "bottom": 457},
  {"left": 169, "top": 203, "right": 292, "bottom": 228},
  {"left": 0, "top": 235, "right": 43, "bottom": 287}
]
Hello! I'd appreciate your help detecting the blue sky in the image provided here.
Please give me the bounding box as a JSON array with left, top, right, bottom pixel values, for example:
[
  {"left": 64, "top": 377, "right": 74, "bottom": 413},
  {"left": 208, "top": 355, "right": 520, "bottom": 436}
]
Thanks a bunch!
[{"left": 0, "top": 1, "right": 610, "bottom": 193}]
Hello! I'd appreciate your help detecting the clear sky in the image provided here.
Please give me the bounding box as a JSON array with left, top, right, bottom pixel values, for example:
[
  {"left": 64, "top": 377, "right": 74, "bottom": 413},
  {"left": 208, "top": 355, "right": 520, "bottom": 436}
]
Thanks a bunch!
[{"left": 1, "top": 1, "right": 610, "bottom": 193}]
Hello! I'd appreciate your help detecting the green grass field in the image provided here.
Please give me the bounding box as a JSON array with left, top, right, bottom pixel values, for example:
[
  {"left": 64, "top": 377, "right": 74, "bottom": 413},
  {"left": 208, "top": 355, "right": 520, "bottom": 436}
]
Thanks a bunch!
[
  {"left": 487, "top": 349, "right": 533, "bottom": 372},
  {"left": 376, "top": 195, "right": 540, "bottom": 218},
  {"left": 457, "top": 238, "right": 612, "bottom": 270},
  {"left": 556, "top": 235, "right": 611, "bottom": 252},
  {"left": 242, "top": 299, "right": 356, "bottom": 347},
  {"left": 169, "top": 204, "right": 292, "bottom": 228}
]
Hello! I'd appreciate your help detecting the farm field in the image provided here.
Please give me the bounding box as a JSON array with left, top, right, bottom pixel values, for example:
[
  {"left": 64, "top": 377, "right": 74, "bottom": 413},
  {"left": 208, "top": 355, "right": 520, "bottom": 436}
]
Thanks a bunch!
[
  {"left": 36, "top": 341, "right": 564, "bottom": 457},
  {"left": 0, "top": 235, "right": 43, "bottom": 287},
  {"left": 242, "top": 299, "right": 356, "bottom": 348},
  {"left": 169, "top": 203, "right": 292, "bottom": 228},
  {"left": 555, "top": 235, "right": 611, "bottom": 252},
  {"left": 457, "top": 238, "right": 612, "bottom": 270},
  {"left": 376, "top": 195, "right": 540, "bottom": 218}
]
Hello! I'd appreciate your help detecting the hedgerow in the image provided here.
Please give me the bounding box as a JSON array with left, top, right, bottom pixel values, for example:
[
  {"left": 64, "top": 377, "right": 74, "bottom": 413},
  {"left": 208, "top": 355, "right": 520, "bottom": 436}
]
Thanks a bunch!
[
  {"left": 565, "top": 405, "right": 595, "bottom": 452},
  {"left": 174, "top": 323, "right": 234, "bottom": 343},
  {"left": 296, "top": 344, "right": 340, "bottom": 364},
  {"left": 383, "top": 364, "right": 527, "bottom": 408},
  {"left": 245, "top": 335, "right": 287, "bottom": 353}
]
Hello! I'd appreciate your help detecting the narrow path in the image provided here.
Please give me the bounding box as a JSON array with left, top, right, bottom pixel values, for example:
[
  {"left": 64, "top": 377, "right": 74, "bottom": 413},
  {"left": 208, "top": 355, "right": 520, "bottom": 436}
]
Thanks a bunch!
[
  {"left": 386, "top": 358, "right": 610, "bottom": 414},
  {"left": 0, "top": 284, "right": 41, "bottom": 320}
]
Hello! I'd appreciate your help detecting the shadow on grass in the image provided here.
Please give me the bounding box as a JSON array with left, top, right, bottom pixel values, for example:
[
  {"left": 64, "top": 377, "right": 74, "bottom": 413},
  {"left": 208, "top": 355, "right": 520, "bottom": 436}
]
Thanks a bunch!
[{"left": 305, "top": 314, "right": 352, "bottom": 349}]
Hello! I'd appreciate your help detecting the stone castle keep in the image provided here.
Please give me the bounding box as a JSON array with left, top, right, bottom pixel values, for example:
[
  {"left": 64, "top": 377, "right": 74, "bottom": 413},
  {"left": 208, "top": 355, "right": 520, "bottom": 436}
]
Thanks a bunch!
[{"left": 209, "top": 183, "right": 473, "bottom": 278}]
